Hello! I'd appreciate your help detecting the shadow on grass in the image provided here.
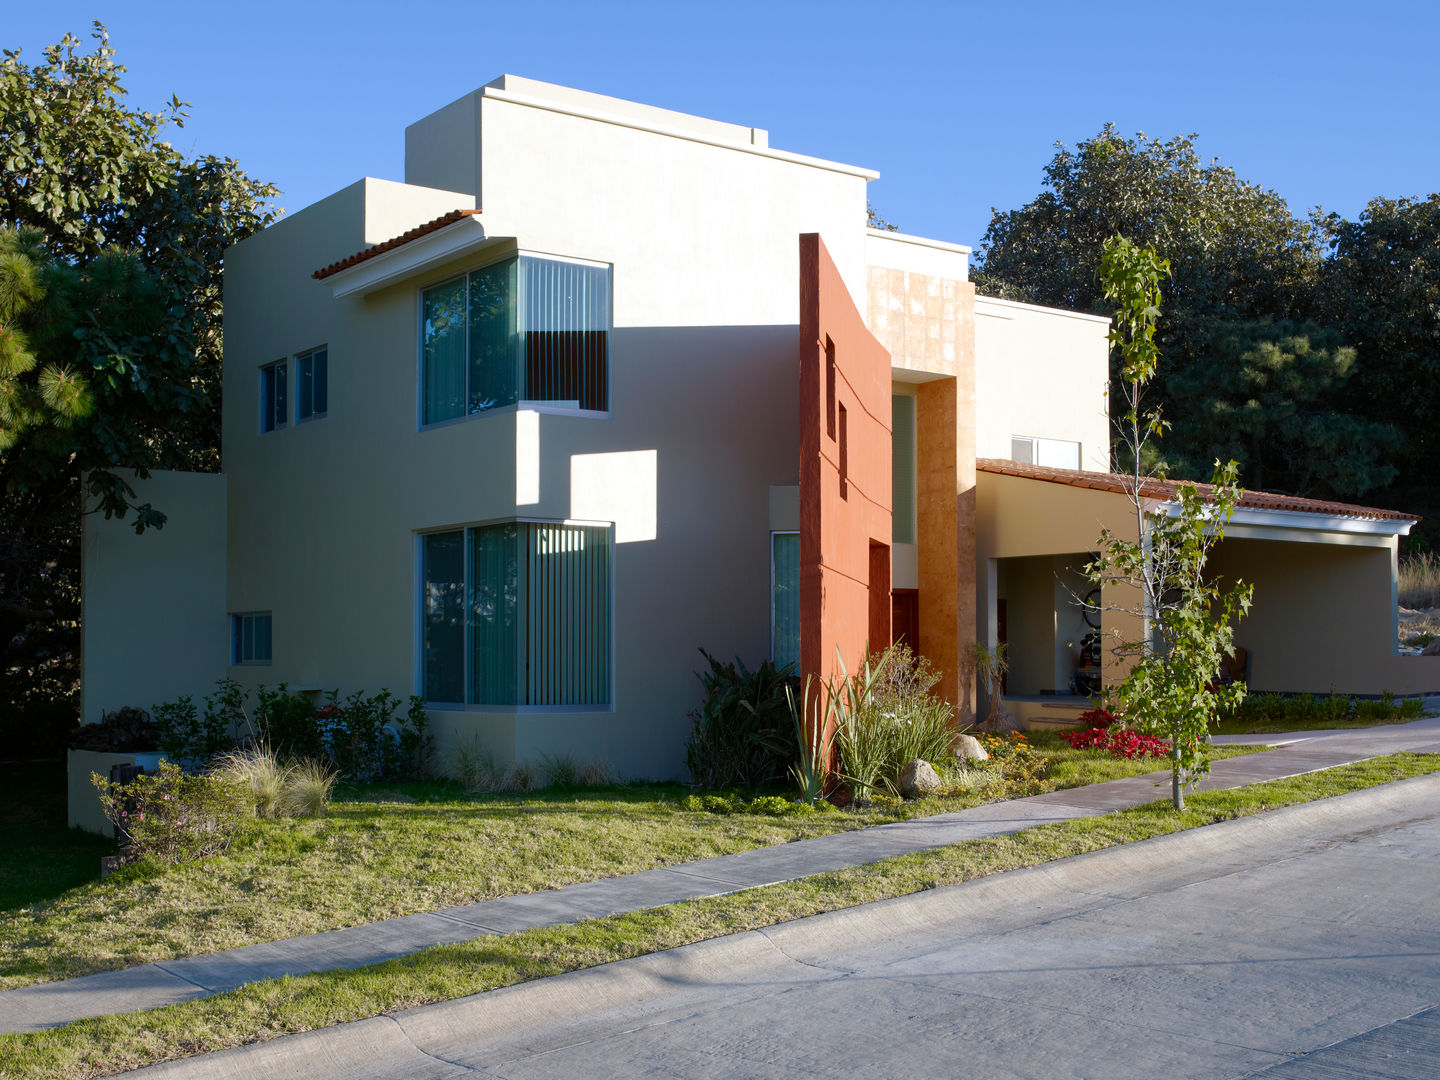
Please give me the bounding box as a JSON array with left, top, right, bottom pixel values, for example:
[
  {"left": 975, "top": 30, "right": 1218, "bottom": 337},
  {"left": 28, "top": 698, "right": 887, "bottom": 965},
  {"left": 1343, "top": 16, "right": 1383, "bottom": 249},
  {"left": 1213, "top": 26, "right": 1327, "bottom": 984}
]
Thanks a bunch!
[{"left": 0, "top": 761, "right": 112, "bottom": 913}]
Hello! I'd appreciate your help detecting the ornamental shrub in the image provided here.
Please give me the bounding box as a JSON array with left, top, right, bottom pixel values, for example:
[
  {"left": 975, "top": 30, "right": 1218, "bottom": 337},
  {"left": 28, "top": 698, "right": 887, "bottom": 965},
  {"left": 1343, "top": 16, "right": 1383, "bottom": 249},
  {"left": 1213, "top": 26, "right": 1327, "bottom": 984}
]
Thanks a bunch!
[
  {"left": 687, "top": 651, "right": 800, "bottom": 791},
  {"left": 92, "top": 761, "right": 250, "bottom": 864},
  {"left": 1060, "top": 725, "right": 1171, "bottom": 760}
]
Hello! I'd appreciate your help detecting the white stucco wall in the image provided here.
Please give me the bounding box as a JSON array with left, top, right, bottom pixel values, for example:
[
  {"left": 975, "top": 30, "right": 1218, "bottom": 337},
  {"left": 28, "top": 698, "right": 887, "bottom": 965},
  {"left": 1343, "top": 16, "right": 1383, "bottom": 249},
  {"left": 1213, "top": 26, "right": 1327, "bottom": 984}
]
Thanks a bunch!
[
  {"left": 81, "top": 470, "right": 228, "bottom": 720},
  {"left": 974, "top": 295, "right": 1111, "bottom": 469},
  {"left": 213, "top": 78, "right": 874, "bottom": 780}
]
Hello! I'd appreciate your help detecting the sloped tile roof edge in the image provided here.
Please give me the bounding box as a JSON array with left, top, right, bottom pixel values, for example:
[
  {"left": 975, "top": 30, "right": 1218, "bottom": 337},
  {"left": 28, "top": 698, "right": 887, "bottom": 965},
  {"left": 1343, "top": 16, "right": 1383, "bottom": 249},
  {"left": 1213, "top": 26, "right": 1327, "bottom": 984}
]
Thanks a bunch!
[
  {"left": 313, "top": 209, "right": 483, "bottom": 280},
  {"left": 975, "top": 458, "right": 1420, "bottom": 523}
]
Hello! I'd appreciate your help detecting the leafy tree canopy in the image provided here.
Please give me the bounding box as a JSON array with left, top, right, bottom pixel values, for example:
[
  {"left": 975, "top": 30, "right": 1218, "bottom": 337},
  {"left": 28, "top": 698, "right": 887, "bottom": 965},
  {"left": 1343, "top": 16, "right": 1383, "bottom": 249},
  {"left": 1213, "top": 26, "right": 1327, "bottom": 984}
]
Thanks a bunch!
[
  {"left": 1163, "top": 318, "right": 1399, "bottom": 498},
  {"left": 0, "top": 24, "right": 278, "bottom": 754},
  {"left": 1316, "top": 195, "right": 1440, "bottom": 527},
  {"left": 973, "top": 125, "right": 1321, "bottom": 320}
]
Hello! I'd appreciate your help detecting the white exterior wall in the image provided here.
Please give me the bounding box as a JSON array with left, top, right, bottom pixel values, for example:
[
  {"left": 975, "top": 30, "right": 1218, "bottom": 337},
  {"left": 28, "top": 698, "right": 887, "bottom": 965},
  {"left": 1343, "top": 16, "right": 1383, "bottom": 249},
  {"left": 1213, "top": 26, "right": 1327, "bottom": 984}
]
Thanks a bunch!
[
  {"left": 81, "top": 470, "right": 228, "bottom": 720},
  {"left": 974, "top": 295, "right": 1111, "bottom": 470},
  {"left": 218, "top": 79, "right": 872, "bottom": 779}
]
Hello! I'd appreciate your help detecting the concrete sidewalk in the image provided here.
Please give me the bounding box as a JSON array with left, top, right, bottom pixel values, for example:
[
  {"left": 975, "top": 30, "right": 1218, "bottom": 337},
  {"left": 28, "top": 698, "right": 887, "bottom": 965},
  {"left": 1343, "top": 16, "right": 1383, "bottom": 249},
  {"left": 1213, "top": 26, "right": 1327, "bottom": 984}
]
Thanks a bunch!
[{"left": 4, "top": 713, "right": 1439, "bottom": 1036}]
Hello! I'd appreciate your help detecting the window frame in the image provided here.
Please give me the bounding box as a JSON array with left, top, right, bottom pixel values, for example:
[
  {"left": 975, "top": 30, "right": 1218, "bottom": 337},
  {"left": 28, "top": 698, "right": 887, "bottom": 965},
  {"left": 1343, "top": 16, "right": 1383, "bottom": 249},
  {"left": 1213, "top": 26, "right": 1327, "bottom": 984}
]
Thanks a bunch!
[
  {"left": 417, "top": 251, "right": 613, "bottom": 430},
  {"left": 230, "top": 611, "right": 273, "bottom": 666},
  {"left": 1011, "top": 434, "right": 1082, "bottom": 470},
  {"left": 295, "top": 346, "right": 329, "bottom": 423},
  {"left": 260, "top": 360, "right": 287, "bottom": 433},
  {"left": 417, "top": 517, "right": 615, "bottom": 712},
  {"left": 770, "top": 530, "right": 800, "bottom": 673}
]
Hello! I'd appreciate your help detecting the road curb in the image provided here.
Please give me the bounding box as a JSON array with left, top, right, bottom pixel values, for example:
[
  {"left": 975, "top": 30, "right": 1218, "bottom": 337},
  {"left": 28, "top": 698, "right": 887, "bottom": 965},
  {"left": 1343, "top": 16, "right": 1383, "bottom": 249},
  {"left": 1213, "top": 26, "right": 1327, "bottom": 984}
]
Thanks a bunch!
[{"left": 131, "top": 772, "right": 1440, "bottom": 1077}]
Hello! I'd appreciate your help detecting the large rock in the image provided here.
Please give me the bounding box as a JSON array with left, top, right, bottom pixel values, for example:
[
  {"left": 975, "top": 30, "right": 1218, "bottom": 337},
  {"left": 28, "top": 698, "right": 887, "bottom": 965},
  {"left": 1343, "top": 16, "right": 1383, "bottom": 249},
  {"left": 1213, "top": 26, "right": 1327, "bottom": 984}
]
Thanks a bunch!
[
  {"left": 953, "top": 734, "right": 989, "bottom": 761},
  {"left": 1422, "top": 638, "right": 1440, "bottom": 656},
  {"left": 899, "top": 758, "right": 942, "bottom": 798}
]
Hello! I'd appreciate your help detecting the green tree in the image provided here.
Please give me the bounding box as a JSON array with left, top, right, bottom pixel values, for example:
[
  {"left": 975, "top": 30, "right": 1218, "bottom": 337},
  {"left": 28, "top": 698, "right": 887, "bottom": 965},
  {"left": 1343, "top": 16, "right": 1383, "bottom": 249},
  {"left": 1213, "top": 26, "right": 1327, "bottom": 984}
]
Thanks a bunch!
[
  {"left": 0, "top": 25, "right": 277, "bottom": 753},
  {"left": 973, "top": 125, "right": 1320, "bottom": 320},
  {"left": 1317, "top": 195, "right": 1440, "bottom": 541},
  {"left": 1088, "top": 235, "right": 1252, "bottom": 810},
  {"left": 970, "top": 127, "right": 1405, "bottom": 506},
  {"left": 1163, "top": 317, "right": 1400, "bottom": 498}
]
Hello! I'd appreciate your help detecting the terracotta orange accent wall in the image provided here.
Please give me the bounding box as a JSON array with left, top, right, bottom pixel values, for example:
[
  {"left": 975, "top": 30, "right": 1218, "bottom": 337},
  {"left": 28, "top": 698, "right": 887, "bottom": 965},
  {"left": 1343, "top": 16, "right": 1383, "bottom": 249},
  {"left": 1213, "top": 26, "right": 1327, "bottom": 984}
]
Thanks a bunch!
[{"left": 799, "top": 234, "right": 893, "bottom": 689}]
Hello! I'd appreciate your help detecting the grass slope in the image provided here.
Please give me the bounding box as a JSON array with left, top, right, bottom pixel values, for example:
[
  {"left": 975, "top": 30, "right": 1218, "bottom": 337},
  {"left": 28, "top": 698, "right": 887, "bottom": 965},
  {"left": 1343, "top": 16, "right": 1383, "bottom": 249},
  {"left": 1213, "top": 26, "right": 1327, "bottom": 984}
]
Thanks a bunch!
[
  {"left": 1, "top": 754, "right": 1433, "bottom": 1080},
  {"left": 0, "top": 739, "right": 1256, "bottom": 992}
]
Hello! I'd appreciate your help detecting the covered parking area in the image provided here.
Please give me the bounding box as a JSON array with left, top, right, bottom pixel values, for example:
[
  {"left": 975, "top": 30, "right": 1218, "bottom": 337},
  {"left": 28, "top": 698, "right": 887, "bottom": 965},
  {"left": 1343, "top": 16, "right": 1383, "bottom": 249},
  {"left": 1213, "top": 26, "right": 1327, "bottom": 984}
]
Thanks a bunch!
[{"left": 975, "top": 459, "right": 1439, "bottom": 726}]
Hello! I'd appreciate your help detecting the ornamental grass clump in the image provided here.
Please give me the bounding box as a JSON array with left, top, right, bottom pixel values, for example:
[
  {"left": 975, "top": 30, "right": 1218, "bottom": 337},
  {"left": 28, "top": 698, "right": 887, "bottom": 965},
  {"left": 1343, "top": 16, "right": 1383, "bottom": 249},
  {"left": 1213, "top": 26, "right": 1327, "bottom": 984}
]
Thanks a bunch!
[
  {"left": 811, "top": 644, "right": 961, "bottom": 800},
  {"left": 279, "top": 758, "right": 337, "bottom": 817},
  {"left": 209, "top": 747, "right": 335, "bottom": 818}
]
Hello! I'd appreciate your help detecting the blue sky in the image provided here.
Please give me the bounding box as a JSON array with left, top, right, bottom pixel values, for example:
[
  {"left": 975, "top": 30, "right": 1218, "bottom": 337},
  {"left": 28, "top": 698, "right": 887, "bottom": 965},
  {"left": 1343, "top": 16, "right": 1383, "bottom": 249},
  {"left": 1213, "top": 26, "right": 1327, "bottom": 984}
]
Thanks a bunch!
[{"left": 8, "top": 1, "right": 1437, "bottom": 252}]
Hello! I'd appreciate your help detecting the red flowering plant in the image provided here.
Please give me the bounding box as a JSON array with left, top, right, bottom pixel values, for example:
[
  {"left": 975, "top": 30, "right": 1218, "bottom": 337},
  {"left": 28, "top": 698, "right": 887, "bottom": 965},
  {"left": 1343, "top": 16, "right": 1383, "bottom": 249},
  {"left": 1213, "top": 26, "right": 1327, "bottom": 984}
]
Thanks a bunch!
[{"left": 1061, "top": 722, "right": 1171, "bottom": 761}]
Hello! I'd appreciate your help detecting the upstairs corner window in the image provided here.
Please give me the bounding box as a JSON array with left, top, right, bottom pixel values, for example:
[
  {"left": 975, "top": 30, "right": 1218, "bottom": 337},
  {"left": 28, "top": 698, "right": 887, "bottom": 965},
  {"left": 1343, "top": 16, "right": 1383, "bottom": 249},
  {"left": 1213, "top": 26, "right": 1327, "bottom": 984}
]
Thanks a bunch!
[
  {"left": 1012, "top": 435, "right": 1080, "bottom": 471},
  {"left": 231, "top": 612, "right": 272, "bottom": 665},
  {"left": 261, "top": 361, "right": 287, "bottom": 432},
  {"left": 297, "top": 347, "right": 328, "bottom": 421},
  {"left": 421, "top": 521, "right": 612, "bottom": 706},
  {"left": 421, "top": 254, "right": 610, "bottom": 425}
]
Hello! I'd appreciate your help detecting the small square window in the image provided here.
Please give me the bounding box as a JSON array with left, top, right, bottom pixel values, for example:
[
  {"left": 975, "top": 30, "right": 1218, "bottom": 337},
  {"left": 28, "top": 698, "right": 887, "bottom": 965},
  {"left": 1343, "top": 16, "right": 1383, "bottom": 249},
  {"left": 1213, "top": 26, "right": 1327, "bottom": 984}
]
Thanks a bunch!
[
  {"left": 297, "top": 347, "right": 328, "bottom": 421},
  {"left": 261, "top": 361, "right": 287, "bottom": 432},
  {"left": 231, "top": 612, "right": 272, "bottom": 665}
]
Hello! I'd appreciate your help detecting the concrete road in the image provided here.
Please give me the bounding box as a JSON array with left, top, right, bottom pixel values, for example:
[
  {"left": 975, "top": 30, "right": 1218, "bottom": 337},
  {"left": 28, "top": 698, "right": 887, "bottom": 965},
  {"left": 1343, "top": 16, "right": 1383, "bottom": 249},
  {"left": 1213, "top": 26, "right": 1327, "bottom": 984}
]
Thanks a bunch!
[{"left": 139, "top": 775, "right": 1440, "bottom": 1079}]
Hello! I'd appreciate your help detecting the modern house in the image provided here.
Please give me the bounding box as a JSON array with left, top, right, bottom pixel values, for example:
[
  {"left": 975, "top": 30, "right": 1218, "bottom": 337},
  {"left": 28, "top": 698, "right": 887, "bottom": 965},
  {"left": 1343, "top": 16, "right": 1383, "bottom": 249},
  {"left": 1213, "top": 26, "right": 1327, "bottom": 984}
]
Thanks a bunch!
[{"left": 80, "top": 77, "right": 1437, "bottom": 779}]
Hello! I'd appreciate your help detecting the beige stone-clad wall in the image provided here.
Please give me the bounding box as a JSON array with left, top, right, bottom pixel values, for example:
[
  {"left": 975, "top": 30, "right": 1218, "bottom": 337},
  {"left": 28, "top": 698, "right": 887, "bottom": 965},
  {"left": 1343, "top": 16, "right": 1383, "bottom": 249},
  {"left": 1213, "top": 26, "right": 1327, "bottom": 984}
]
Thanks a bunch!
[{"left": 863, "top": 231, "right": 977, "bottom": 717}]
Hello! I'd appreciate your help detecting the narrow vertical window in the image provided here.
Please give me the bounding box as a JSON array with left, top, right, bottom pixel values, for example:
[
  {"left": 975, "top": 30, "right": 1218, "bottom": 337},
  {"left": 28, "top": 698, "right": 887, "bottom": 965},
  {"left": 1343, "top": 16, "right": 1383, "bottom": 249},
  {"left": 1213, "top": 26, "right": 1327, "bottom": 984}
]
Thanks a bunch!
[
  {"left": 892, "top": 395, "right": 916, "bottom": 544},
  {"left": 825, "top": 337, "right": 837, "bottom": 440},
  {"left": 297, "top": 347, "right": 328, "bottom": 421},
  {"left": 838, "top": 403, "right": 849, "bottom": 499},
  {"left": 422, "top": 531, "right": 465, "bottom": 702},
  {"left": 771, "top": 532, "right": 800, "bottom": 672},
  {"left": 261, "top": 361, "right": 287, "bottom": 432},
  {"left": 422, "top": 276, "right": 468, "bottom": 424}
]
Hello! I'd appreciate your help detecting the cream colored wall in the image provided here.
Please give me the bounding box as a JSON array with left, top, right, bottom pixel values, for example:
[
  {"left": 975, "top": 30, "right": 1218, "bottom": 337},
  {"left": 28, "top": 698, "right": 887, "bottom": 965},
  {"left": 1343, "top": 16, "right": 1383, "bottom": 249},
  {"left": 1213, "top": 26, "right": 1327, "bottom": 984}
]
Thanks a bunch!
[
  {"left": 973, "top": 296, "right": 1110, "bottom": 469},
  {"left": 81, "top": 470, "right": 227, "bottom": 721},
  {"left": 977, "top": 471, "right": 1145, "bottom": 693},
  {"left": 215, "top": 82, "right": 873, "bottom": 780},
  {"left": 1208, "top": 534, "right": 1440, "bottom": 696},
  {"left": 467, "top": 88, "right": 872, "bottom": 322}
]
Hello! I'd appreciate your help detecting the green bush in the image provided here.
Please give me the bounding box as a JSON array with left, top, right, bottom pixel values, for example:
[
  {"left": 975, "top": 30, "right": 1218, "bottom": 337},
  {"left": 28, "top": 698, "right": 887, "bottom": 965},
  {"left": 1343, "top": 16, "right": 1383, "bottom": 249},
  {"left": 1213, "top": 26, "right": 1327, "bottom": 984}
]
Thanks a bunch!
[
  {"left": 1223, "top": 689, "right": 1425, "bottom": 727},
  {"left": 683, "top": 792, "right": 822, "bottom": 816},
  {"left": 686, "top": 652, "right": 800, "bottom": 791},
  {"left": 151, "top": 681, "right": 432, "bottom": 782},
  {"left": 92, "top": 762, "right": 250, "bottom": 864}
]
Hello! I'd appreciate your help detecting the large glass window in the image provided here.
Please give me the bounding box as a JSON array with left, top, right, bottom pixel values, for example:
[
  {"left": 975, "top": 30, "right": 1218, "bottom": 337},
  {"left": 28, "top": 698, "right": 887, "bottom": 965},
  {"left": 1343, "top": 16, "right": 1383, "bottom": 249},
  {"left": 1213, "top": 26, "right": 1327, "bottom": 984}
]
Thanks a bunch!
[
  {"left": 771, "top": 532, "right": 800, "bottom": 672},
  {"left": 421, "top": 254, "right": 610, "bottom": 425},
  {"left": 422, "top": 522, "right": 612, "bottom": 706},
  {"left": 892, "top": 395, "right": 916, "bottom": 544}
]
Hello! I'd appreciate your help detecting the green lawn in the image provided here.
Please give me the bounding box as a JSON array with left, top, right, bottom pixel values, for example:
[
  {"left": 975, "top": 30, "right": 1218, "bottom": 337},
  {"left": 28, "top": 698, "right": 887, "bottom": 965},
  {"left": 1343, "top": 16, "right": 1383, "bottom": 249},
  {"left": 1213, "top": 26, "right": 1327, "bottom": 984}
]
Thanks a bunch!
[
  {"left": 1, "top": 738, "right": 1255, "bottom": 992},
  {"left": 3, "top": 753, "right": 1435, "bottom": 1080}
]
